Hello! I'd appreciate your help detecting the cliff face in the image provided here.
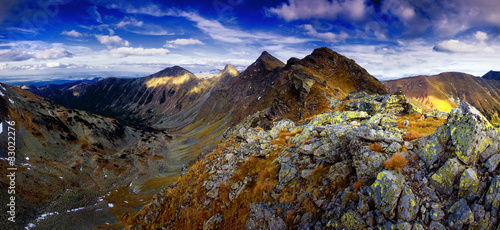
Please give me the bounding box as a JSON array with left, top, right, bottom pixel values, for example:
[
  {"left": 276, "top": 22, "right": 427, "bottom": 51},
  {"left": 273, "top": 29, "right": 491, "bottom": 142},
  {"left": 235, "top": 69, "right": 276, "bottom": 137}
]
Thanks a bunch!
[{"left": 123, "top": 91, "right": 500, "bottom": 229}]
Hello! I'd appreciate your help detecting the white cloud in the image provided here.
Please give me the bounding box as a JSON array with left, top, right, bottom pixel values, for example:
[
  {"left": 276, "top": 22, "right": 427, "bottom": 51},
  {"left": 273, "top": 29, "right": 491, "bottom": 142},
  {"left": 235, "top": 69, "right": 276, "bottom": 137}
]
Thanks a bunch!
[
  {"left": 0, "top": 46, "right": 73, "bottom": 62},
  {"left": 95, "top": 35, "right": 130, "bottom": 47},
  {"left": 164, "top": 38, "right": 203, "bottom": 48},
  {"left": 116, "top": 17, "right": 143, "bottom": 28},
  {"left": 33, "top": 48, "right": 74, "bottom": 60},
  {"left": 474, "top": 31, "right": 488, "bottom": 42},
  {"left": 230, "top": 51, "right": 249, "bottom": 56},
  {"left": 301, "top": 24, "right": 349, "bottom": 42},
  {"left": 433, "top": 39, "right": 495, "bottom": 53},
  {"left": 61, "top": 30, "right": 83, "bottom": 37},
  {"left": 267, "top": 0, "right": 369, "bottom": 21},
  {"left": 109, "top": 47, "right": 170, "bottom": 58}
]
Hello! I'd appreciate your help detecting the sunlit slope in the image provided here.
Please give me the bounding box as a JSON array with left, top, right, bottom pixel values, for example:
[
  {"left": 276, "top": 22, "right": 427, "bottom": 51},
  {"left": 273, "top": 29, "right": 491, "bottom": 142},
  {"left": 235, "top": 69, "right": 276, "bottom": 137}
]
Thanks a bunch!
[{"left": 384, "top": 72, "right": 500, "bottom": 125}]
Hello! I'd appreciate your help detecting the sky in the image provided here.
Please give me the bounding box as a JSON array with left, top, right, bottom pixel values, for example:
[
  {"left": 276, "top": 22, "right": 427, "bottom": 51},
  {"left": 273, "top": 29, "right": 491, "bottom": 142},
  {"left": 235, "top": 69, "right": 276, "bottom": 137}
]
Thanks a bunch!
[{"left": 0, "top": 0, "right": 499, "bottom": 83}]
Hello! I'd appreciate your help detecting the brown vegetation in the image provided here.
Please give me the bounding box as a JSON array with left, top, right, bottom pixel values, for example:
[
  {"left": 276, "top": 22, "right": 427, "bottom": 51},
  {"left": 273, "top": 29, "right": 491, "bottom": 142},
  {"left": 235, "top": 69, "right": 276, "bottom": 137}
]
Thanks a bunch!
[
  {"left": 384, "top": 153, "right": 409, "bottom": 171},
  {"left": 370, "top": 143, "right": 383, "bottom": 152}
]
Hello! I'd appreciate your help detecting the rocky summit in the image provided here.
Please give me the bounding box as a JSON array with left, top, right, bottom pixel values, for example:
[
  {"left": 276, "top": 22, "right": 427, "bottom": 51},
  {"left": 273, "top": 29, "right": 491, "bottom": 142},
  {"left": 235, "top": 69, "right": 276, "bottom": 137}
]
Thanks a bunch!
[{"left": 123, "top": 91, "right": 500, "bottom": 229}]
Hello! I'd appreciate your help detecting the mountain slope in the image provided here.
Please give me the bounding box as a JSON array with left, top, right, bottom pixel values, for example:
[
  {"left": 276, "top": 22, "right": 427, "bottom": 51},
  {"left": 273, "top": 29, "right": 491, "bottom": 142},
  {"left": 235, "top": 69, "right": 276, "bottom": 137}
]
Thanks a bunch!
[
  {"left": 383, "top": 72, "right": 500, "bottom": 125},
  {"left": 0, "top": 83, "right": 179, "bottom": 229},
  {"left": 123, "top": 91, "right": 500, "bottom": 229}
]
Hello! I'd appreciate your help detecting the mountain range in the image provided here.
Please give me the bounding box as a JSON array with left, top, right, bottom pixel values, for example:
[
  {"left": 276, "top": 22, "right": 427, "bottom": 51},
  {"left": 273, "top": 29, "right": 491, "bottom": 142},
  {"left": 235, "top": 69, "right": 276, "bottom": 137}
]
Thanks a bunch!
[
  {"left": 383, "top": 72, "right": 500, "bottom": 126},
  {"left": 1, "top": 47, "right": 499, "bottom": 229}
]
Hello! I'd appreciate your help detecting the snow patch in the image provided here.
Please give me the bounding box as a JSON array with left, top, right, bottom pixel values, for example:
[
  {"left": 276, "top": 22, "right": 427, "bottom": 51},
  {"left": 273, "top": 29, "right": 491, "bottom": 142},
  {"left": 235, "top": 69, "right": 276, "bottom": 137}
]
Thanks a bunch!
[
  {"left": 8, "top": 98, "right": 14, "bottom": 104},
  {"left": 66, "top": 207, "right": 85, "bottom": 213},
  {"left": 0, "top": 122, "right": 3, "bottom": 135},
  {"left": 26, "top": 157, "right": 30, "bottom": 161},
  {"left": 108, "top": 203, "right": 114, "bottom": 208}
]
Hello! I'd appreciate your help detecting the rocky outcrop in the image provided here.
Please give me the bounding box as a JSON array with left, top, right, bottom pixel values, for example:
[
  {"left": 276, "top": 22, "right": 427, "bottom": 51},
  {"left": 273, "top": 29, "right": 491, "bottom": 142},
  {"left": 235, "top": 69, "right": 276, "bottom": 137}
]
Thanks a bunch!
[{"left": 125, "top": 93, "right": 500, "bottom": 230}]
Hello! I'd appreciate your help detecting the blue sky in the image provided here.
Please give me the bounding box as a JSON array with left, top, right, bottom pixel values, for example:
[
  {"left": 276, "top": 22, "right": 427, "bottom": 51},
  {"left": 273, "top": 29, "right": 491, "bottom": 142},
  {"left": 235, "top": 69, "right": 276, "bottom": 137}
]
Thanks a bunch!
[{"left": 1, "top": 0, "right": 500, "bottom": 83}]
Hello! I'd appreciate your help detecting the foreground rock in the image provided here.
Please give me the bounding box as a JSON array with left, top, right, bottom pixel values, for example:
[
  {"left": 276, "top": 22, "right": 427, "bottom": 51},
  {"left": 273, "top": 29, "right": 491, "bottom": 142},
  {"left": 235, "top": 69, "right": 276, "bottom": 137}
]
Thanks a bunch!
[{"left": 123, "top": 95, "right": 500, "bottom": 230}]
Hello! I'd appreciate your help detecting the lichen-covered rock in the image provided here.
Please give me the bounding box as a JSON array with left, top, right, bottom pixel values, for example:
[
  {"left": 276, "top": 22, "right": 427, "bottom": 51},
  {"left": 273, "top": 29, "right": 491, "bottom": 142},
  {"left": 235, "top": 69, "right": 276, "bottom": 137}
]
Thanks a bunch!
[
  {"left": 424, "top": 109, "right": 449, "bottom": 120},
  {"left": 485, "top": 154, "right": 500, "bottom": 172},
  {"left": 446, "top": 198, "right": 474, "bottom": 228},
  {"left": 382, "top": 221, "right": 412, "bottom": 230},
  {"left": 326, "top": 161, "right": 353, "bottom": 185},
  {"left": 203, "top": 213, "right": 222, "bottom": 230},
  {"left": 419, "top": 134, "right": 445, "bottom": 166},
  {"left": 447, "top": 102, "right": 499, "bottom": 165},
  {"left": 408, "top": 102, "right": 423, "bottom": 115},
  {"left": 397, "top": 187, "right": 419, "bottom": 221},
  {"left": 429, "top": 158, "right": 465, "bottom": 195},
  {"left": 370, "top": 170, "right": 404, "bottom": 219},
  {"left": 429, "top": 221, "right": 446, "bottom": 230},
  {"left": 458, "top": 168, "right": 479, "bottom": 198},
  {"left": 352, "top": 125, "right": 403, "bottom": 143},
  {"left": 278, "top": 162, "right": 297, "bottom": 185},
  {"left": 485, "top": 175, "right": 500, "bottom": 214},
  {"left": 341, "top": 210, "right": 366, "bottom": 229},
  {"left": 354, "top": 151, "right": 386, "bottom": 181},
  {"left": 268, "top": 119, "right": 295, "bottom": 139},
  {"left": 245, "top": 203, "right": 286, "bottom": 230}
]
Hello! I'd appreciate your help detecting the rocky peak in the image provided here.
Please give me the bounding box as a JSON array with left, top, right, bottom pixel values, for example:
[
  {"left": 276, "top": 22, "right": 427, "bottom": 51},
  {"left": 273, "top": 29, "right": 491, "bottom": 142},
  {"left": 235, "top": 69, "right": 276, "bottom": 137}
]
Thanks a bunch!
[
  {"left": 148, "top": 65, "right": 198, "bottom": 80},
  {"left": 253, "top": 51, "right": 285, "bottom": 72},
  {"left": 218, "top": 64, "right": 239, "bottom": 78},
  {"left": 482, "top": 70, "right": 500, "bottom": 80}
]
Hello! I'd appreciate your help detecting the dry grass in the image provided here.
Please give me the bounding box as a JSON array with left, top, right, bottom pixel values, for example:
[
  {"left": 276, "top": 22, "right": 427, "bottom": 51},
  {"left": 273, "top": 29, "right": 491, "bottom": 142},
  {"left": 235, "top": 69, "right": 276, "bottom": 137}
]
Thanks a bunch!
[
  {"left": 384, "top": 153, "right": 408, "bottom": 171},
  {"left": 397, "top": 114, "right": 445, "bottom": 140},
  {"left": 370, "top": 143, "right": 383, "bottom": 152}
]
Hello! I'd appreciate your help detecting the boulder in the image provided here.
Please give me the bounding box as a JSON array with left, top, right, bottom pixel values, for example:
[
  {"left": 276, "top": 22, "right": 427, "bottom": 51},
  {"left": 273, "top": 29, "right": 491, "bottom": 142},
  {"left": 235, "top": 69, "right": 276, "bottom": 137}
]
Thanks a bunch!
[
  {"left": 341, "top": 211, "right": 366, "bottom": 229},
  {"left": 447, "top": 102, "right": 499, "bottom": 165},
  {"left": 370, "top": 170, "right": 404, "bottom": 219},
  {"left": 485, "top": 154, "right": 500, "bottom": 172},
  {"left": 485, "top": 175, "right": 500, "bottom": 214},
  {"left": 458, "top": 168, "right": 479, "bottom": 198},
  {"left": 429, "top": 158, "right": 465, "bottom": 195},
  {"left": 419, "top": 135, "right": 445, "bottom": 166},
  {"left": 446, "top": 198, "right": 474, "bottom": 228},
  {"left": 397, "top": 187, "right": 419, "bottom": 221},
  {"left": 354, "top": 151, "right": 386, "bottom": 181}
]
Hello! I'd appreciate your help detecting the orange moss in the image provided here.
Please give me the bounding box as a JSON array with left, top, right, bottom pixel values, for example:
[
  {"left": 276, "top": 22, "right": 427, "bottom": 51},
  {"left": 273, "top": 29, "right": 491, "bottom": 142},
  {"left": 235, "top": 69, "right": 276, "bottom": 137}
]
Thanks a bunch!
[
  {"left": 370, "top": 143, "right": 383, "bottom": 152},
  {"left": 352, "top": 179, "right": 363, "bottom": 191},
  {"left": 384, "top": 153, "right": 408, "bottom": 171},
  {"left": 403, "top": 131, "right": 424, "bottom": 141}
]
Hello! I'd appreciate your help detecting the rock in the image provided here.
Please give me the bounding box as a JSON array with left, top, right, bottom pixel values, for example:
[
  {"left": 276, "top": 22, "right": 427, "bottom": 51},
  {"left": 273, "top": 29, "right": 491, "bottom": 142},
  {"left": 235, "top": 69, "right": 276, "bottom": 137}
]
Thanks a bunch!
[
  {"left": 300, "top": 169, "right": 314, "bottom": 179},
  {"left": 397, "top": 187, "right": 419, "bottom": 221},
  {"left": 446, "top": 198, "right": 474, "bottom": 228},
  {"left": 485, "top": 154, "right": 500, "bottom": 172},
  {"left": 458, "top": 168, "right": 479, "bottom": 198},
  {"left": 268, "top": 119, "right": 295, "bottom": 139},
  {"left": 419, "top": 135, "right": 445, "bottom": 166},
  {"left": 203, "top": 213, "right": 222, "bottom": 230},
  {"left": 429, "top": 158, "right": 465, "bottom": 195},
  {"left": 429, "top": 221, "right": 446, "bottom": 230},
  {"left": 447, "top": 102, "right": 499, "bottom": 165},
  {"left": 353, "top": 125, "right": 403, "bottom": 143},
  {"left": 408, "top": 102, "right": 423, "bottom": 115},
  {"left": 300, "top": 212, "right": 314, "bottom": 229},
  {"left": 370, "top": 170, "right": 404, "bottom": 219},
  {"left": 429, "top": 209, "right": 445, "bottom": 221},
  {"left": 485, "top": 175, "right": 500, "bottom": 214},
  {"left": 353, "top": 151, "right": 386, "bottom": 181},
  {"left": 385, "top": 142, "right": 401, "bottom": 153},
  {"left": 403, "top": 120, "right": 410, "bottom": 127},
  {"left": 382, "top": 221, "right": 412, "bottom": 230},
  {"left": 341, "top": 211, "right": 366, "bottom": 229},
  {"left": 278, "top": 162, "right": 297, "bottom": 185},
  {"left": 326, "top": 161, "right": 353, "bottom": 186},
  {"left": 245, "top": 203, "right": 286, "bottom": 230},
  {"left": 412, "top": 222, "right": 425, "bottom": 230}
]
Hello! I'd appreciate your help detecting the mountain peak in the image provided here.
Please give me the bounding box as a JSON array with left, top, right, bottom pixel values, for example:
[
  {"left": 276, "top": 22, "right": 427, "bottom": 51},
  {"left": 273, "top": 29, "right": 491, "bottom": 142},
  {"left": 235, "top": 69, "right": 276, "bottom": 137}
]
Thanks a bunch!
[
  {"left": 255, "top": 51, "right": 285, "bottom": 71},
  {"left": 150, "top": 65, "right": 197, "bottom": 79},
  {"left": 482, "top": 70, "right": 500, "bottom": 80},
  {"left": 215, "top": 64, "right": 239, "bottom": 79}
]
